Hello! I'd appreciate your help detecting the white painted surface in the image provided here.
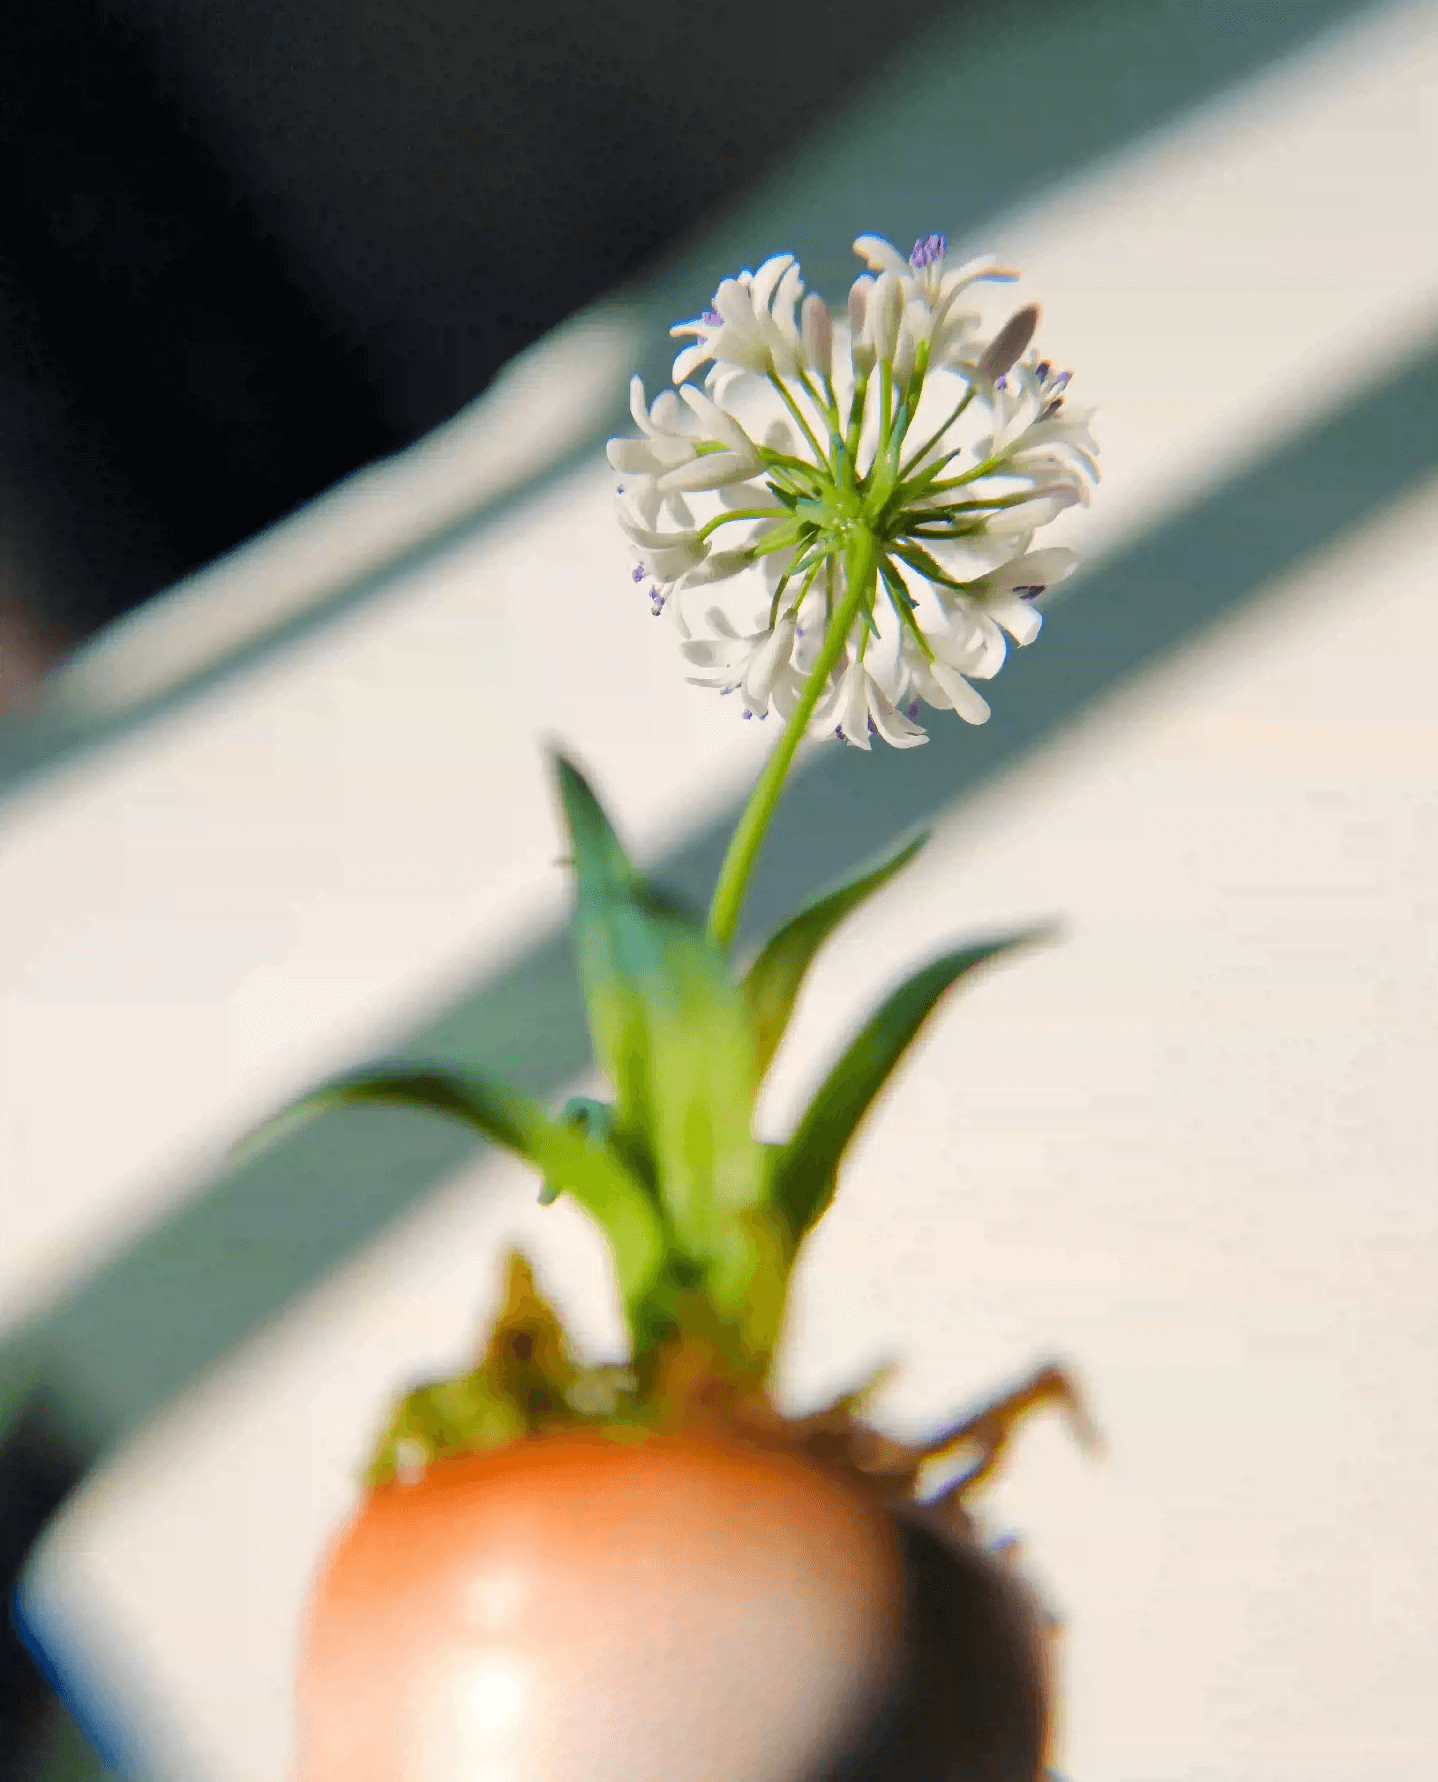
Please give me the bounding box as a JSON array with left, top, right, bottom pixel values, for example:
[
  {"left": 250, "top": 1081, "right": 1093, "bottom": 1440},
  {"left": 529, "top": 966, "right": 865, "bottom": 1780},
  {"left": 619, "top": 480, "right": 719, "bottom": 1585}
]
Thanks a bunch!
[
  {"left": 33, "top": 470, "right": 1438, "bottom": 1782},
  {"left": 9, "top": 2, "right": 1438, "bottom": 1777}
]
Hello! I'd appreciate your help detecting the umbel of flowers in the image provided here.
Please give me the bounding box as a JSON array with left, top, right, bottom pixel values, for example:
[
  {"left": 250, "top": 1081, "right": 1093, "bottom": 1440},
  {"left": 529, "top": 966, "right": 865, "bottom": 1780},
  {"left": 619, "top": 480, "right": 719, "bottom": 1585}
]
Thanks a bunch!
[
  {"left": 608, "top": 233, "right": 1099, "bottom": 749},
  {"left": 272, "top": 227, "right": 1105, "bottom": 1782}
]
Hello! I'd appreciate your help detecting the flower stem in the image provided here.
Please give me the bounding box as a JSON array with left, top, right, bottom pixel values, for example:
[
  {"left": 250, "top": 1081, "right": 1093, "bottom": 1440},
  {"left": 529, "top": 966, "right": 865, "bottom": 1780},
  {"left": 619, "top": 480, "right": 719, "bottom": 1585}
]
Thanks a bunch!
[
  {"left": 706, "top": 526, "right": 880, "bottom": 952},
  {"left": 768, "top": 373, "right": 827, "bottom": 467}
]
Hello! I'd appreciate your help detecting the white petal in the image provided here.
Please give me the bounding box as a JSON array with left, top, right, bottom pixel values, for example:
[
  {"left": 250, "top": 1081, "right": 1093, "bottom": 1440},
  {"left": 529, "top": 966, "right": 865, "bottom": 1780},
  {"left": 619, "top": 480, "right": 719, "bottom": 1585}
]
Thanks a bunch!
[
  {"left": 995, "top": 546, "right": 1078, "bottom": 593},
  {"left": 988, "top": 491, "right": 1075, "bottom": 534},
  {"left": 968, "top": 612, "right": 1009, "bottom": 678},
  {"left": 646, "top": 545, "right": 707, "bottom": 581},
  {"left": 649, "top": 389, "right": 694, "bottom": 434},
  {"left": 672, "top": 343, "right": 712, "bottom": 384},
  {"left": 617, "top": 513, "right": 696, "bottom": 551},
  {"left": 867, "top": 272, "right": 903, "bottom": 364},
  {"left": 678, "top": 548, "right": 750, "bottom": 589},
  {"left": 804, "top": 673, "right": 844, "bottom": 735},
  {"left": 836, "top": 663, "right": 873, "bottom": 749},
  {"left": 924, "top": 533, "right": 1024, "bottom": 580},
  {"left": 929, "top": 604, "right": 1007, "bottom": 680},
  {"left": 938, "top": 255, "right": 1016, "bottom": 300},
  {"left": 868, "top": 685, "right": 929, "bottom": 748},
  {"left": 681, "top": 638, "right": 747, "bottom": 670},
  {"left": 928, "top": 660, "right": 991, "bottom": 725},
  {"left": 656, "top": 452, "right": 754, "bottom": 492},
  {"left": 984, "top": 593, "right": 1043, "bottom": 646},
  {"left": 771, "top": 263, "right": 806, "bottom": 372},
  {"left": 852, "top": 235, "right": 912, "bottom": 280},
  {"left": 676, "top": 385, "right": 757, "bottom": 462},
  {"left": 751, "top": 253, "right": 797, "bottom": 311},
  {"left": 902, "top": 296, "right": 933, "bottom": 348},
  {"left": 848, "top": 277, "right": 875, "bottom": 373},
  {"left": 721, "top": 480, "right": 782, "bottom": 511},
  {"left": 800, "top": 294, "right": 833, "bottom": 379},
  {"left": 608, "top": 437, "right": 693, "bottom": 473},
  {"left": 741, "top": 616, "right": 798, "bottom": 709},
  {"left": 713, "top": 277, "right": 758, "bottom": 328}
]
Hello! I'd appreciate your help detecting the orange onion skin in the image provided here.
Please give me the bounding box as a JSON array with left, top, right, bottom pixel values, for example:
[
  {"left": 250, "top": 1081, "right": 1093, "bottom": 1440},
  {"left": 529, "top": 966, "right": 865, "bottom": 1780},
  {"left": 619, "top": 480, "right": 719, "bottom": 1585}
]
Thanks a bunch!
[{"left": 299, "top": 1429, "right": 911, "bottom": 1782}]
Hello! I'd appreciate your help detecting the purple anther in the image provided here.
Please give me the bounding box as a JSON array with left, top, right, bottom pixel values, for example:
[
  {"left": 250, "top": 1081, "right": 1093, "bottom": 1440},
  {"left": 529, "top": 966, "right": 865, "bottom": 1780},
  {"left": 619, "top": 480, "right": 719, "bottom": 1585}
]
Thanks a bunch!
[
  {"left": 833, "top": 726, "right": 846, "bottom": 742},
  {"left": 867, "top": 714, "right": 878, "bottom": 737},
  {"left": 742, "top": 709, "right": 753, "bottom": 720},
  {"left": 906, "top": 699, "right": 921, "bottom": 721},
  {"left": 702, "top": 308, "right": 723, "bottom": 327},
  {"left": 909, "top": 233, "right": 947, "bottom": 270},
  {"left": 1035, "top": 360, "right": 1051, "bottom": 382},
  {"left": 632, "top": 565, "right": 647, "bottom": 583},
  {"left": 994, "top": 374, "right": 1008, "bottom": 393},
  {"left": 1014, "top": 584, "right": 1045, "bottom": 600}
]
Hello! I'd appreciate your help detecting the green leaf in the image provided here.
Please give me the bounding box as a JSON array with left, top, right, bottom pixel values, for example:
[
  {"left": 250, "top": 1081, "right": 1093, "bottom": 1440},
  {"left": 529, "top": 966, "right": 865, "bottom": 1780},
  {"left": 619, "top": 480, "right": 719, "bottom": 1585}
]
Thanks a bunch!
[
  {"left": 742, "top": 831, "right": 929, "bottom": 1079},
  {"left": 890, "top": 540, "right": 969, "bottom": 591},
  {"left": 702, "top": 1203, "right": 796, "bottom": 1374},
  {"left": 237, "top": 1067, "right": 667, "bottom": 1326},
  {"left": 772, "top": 929, "right": 1053, "bottom": 1242},
  {"left": 555, "top": 756, "right": 766, "bottom": 1265},
  {"left": 538, "top": 1096, "right": 615, "bottom": 1204}
]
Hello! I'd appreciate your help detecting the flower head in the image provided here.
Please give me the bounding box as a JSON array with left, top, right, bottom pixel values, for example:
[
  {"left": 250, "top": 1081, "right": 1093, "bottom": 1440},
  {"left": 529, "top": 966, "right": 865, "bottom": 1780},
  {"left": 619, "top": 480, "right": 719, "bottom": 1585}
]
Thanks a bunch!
[{"left": 608, "top": 232, "right": 1099, "bottom": 747}]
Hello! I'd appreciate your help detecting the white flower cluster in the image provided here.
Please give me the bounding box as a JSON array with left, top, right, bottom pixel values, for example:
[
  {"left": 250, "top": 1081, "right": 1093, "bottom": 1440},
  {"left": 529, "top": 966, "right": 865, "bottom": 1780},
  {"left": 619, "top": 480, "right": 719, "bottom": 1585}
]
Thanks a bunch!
[{"left": 607, "top": 234, "right": 1099, "bottom": 748}]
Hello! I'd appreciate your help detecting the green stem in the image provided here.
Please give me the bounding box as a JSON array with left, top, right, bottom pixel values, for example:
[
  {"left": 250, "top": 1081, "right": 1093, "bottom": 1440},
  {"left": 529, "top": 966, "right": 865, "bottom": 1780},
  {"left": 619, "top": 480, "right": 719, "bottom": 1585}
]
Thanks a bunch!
[
  {"left": 768, "top": 373, "right": 827, "bottom": 466},
  {"left": 706, "top": 526, "right": 880, "bottom": 951},
  {"left": 694, "top": 507, "right": 786, "bottom": 543},
  {"left": 899, "top": 384, "right": 976, "bottom": 481}
]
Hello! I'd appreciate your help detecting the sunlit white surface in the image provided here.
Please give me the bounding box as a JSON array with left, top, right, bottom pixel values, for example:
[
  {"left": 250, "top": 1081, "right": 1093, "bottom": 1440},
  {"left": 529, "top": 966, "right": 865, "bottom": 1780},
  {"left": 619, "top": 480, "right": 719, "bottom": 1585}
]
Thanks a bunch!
[
  {"left": 8, "top": 1, "right": 1438, "bottom": 1778},
  {"left": 45, "top": 307, "right": 643, "bottom": 717},
  {"left": 29, "top": 470, "right": 1438, "bottom": 1781}
]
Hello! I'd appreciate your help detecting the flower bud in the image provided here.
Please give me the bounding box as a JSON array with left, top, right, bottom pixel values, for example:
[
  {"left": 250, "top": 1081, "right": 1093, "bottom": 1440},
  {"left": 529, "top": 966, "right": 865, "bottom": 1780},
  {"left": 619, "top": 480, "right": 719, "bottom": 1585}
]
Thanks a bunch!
[
  {"left": 867, "top": 272, "right": 903, "bottom": 367},
  {"left": 977, "top": 304, "right": 1040, "bottom": 383},
  {"left": 801, "top": 293, "right": 833, "bottom": 380},
  {"left": 892, "top": 316, "right": 921, "bottom": 386},
  {"left": 848, "top": 276, "right": 875, "bottom": 374}
]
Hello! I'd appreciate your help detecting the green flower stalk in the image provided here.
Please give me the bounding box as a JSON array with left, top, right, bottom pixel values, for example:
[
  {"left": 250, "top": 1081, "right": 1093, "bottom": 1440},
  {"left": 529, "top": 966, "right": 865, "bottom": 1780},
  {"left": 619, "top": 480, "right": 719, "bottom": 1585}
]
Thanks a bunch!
[{"left": 248, "top": 229, "right": 1101, "bottom": 1535}]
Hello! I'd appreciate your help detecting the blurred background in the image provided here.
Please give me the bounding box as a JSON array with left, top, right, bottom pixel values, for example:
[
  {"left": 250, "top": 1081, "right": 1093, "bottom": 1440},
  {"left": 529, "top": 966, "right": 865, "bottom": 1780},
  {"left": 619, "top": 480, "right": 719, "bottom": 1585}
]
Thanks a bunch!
[
  {"left": 3, "top": 1, "right": 1436, "bottom": 1778},
  {"left": 0, "top": 0, "right": 963, "bottom": 703}
]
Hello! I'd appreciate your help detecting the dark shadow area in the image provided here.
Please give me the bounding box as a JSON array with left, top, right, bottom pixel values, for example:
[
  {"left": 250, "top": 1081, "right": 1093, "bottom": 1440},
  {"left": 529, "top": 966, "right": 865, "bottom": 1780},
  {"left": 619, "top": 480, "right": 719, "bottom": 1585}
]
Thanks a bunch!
[
  {"left": 819, "top": 1512, "right": 1049, "bottom": 1782},
  {"left": 1, "top": 0, "right": 966, "bottom": 665},
  {"left": 0, "top": 1401, "right": 110, "bottom": 1781},
  {"left": 0, "top": 6, "right": 408, "bottom": 651}
]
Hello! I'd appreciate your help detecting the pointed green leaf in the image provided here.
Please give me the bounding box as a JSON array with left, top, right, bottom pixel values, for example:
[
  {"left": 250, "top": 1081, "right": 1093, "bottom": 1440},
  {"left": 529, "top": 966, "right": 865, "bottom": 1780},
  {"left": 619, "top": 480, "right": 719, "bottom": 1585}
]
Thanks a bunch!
[
  {"left": 554, "top": 755, "right": 765, "bottom": 1263},
  {"left": 238, "top": 1067, "right": 667, "bottom": 1323},
  {"left": 742, "top": 831, "right": 929, "bottom": 1078},
  {"left": 702, "top": 1202, "right": 797, "bottom": 1375},
  {"left": 539, "top": 1097, "right": 615, "bottom": 1204},
  {"left": 772, "top": 929, "right": 1053, "bottom": 1242}
]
